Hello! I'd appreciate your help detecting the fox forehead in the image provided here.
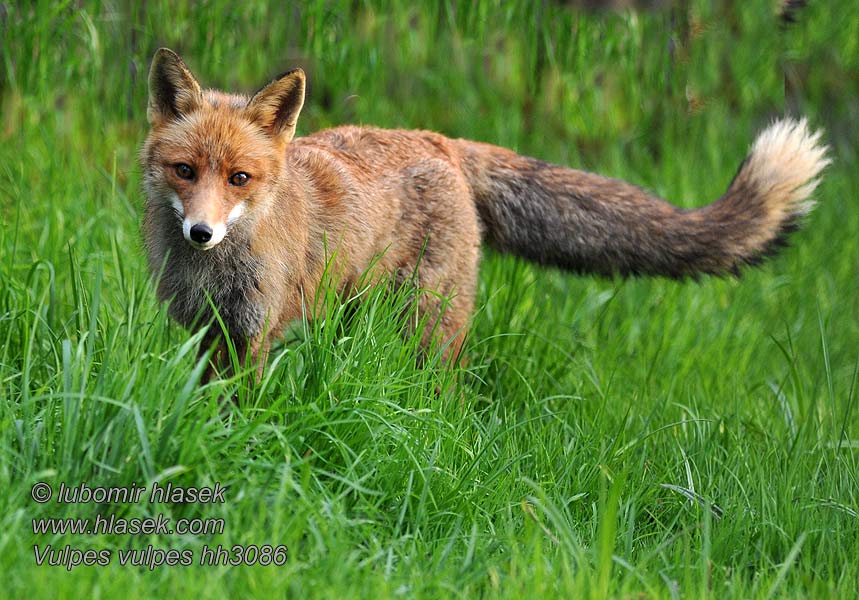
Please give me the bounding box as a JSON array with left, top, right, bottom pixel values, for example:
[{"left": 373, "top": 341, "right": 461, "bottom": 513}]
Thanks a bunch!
[{"left": 146, "top": 101, "right": 277, "bottom": 171}]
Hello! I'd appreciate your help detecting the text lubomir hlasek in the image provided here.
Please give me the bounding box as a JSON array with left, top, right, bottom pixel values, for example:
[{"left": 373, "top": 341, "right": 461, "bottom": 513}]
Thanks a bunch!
[{"left": 53, "top": 482, "right": 226, "bottom": 504}]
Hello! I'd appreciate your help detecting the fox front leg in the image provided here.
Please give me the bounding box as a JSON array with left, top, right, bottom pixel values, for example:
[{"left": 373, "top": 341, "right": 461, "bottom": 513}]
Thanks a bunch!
[{"left": 198, "top": 331, "right": 267, "bottom": 384}]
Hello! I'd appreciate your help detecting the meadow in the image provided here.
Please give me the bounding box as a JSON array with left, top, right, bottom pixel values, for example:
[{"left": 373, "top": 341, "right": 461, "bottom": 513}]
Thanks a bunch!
[{"left": 1, "top": 1, "right": 858, "bottom": 597}]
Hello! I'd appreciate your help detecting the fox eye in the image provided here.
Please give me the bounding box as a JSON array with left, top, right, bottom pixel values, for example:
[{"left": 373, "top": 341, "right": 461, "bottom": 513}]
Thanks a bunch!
[
  {"left": 229, "top": 172, "right": 250, "bottom": 187},
  {"left": 174, "top": 163, "right": 194, "bottom": 180}
]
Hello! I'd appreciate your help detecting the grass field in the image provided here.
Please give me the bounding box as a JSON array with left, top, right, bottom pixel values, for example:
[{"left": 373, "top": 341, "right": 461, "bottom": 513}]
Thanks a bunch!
[{"left": 2, "top": 1, "right": 858, "bottom": 597}]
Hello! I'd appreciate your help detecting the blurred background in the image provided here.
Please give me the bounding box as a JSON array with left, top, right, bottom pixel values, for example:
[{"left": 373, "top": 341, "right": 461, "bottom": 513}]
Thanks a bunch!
[{"left": 2, "top": 1, "right": 856, "bottom": 177}]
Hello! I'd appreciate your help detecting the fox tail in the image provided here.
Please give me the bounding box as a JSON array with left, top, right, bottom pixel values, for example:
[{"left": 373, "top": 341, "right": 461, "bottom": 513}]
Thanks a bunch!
[{"left": 459, "top": 118, "right": 830, "bottom": 278}]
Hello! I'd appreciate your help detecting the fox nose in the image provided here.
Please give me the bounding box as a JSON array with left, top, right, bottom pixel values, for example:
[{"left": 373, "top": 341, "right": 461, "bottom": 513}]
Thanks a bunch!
[{"left": 189, "top": 223, "right": 213, "bottom": 244}]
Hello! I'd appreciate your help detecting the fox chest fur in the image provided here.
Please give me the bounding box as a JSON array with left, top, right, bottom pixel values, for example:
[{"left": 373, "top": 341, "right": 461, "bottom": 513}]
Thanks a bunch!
[{"left": 143, "top": 201, "right": 267, "bottom": 339}]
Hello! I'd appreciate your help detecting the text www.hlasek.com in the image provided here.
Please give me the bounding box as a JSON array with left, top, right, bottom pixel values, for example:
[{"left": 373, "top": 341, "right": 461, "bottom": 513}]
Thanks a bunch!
[
  {"left": 34, "top": 512, "right": 224, "bottom": 535},
  {"left": 30, "top": 481, "right": 288, "bottom": 570}
]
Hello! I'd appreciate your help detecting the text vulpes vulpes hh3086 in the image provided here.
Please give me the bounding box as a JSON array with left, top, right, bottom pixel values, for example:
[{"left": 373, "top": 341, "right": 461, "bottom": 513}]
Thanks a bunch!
[{"left": 141, "top": 48, "right": 829, "bottom": 380}]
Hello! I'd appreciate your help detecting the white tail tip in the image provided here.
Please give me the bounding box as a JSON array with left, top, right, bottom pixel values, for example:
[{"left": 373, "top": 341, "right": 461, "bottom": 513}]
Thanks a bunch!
[{"left": 745, "top": 118, "right": 831, "bottom": 217}]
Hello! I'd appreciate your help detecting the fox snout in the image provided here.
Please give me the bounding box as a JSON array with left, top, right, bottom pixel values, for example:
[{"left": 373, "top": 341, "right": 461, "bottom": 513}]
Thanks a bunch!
[
  {"left": 181, "top": 217, "right": 227, "bottom": 250},
  {"left": 171, "top": 194, "right": 246, "bottom": 251},
  {"left": 169, "top": 193, "right": 229, "bottom": 250}
]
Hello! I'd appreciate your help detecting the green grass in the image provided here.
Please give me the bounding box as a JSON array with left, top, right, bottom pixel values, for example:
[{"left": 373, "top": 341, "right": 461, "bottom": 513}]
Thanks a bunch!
[{"left": 2, "top": 1, "right": 858, "bottom": 597}]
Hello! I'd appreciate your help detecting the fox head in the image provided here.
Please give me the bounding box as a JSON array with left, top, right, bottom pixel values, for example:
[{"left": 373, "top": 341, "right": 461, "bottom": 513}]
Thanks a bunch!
[{"left": 142, "top": 48, "right": 305, "bottom": 250}]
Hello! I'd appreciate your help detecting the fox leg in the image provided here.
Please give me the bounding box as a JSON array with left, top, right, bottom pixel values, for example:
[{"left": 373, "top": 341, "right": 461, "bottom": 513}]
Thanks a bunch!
[
  {"left": 198, "top": 330, "right": 268, "bottom": 384},
  {"left": 199, "top": 332, "right": 229, "bottom": 384},
  {"left": 250, "top": 334, "right": 273, "bottom": 381},
  {"left": 421, "top": 283, "right": 474, "bottom": 366},
  {"left": 396, "top": 168, "right": 481, "bottom": 366},
  {"left": 409, "top": 248, "right": 478, "bottom": 366}
]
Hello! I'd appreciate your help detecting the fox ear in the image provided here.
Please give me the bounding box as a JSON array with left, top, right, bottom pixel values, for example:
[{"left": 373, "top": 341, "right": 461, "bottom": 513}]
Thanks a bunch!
[
  {"left": 147, "top": 48, "right": 204, "bottom": 126},
  {"left": 246, "top": 69, "right": 306, "bottom": 141}
]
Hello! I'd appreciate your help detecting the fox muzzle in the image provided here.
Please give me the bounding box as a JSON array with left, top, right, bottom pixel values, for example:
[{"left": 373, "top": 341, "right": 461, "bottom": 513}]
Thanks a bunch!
[{"left": 182, "top": 219, "right": 226, "bottom": 250}]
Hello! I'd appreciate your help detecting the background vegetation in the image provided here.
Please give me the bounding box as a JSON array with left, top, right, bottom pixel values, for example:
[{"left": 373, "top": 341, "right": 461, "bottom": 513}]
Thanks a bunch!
[{"left": 1, "top": 1, "right": 857, "bottom": 597}]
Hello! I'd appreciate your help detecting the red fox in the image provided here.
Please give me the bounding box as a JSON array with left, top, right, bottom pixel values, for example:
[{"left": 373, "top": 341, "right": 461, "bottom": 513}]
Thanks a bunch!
[{"left": 141, "top": 48, "right": 829, "bottom": 380}]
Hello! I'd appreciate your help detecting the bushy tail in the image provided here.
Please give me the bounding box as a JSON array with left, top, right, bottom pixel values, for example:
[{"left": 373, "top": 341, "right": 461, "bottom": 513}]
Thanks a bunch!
[{"left": 459, "top": 118, "right": 829, "bottom": 278}]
